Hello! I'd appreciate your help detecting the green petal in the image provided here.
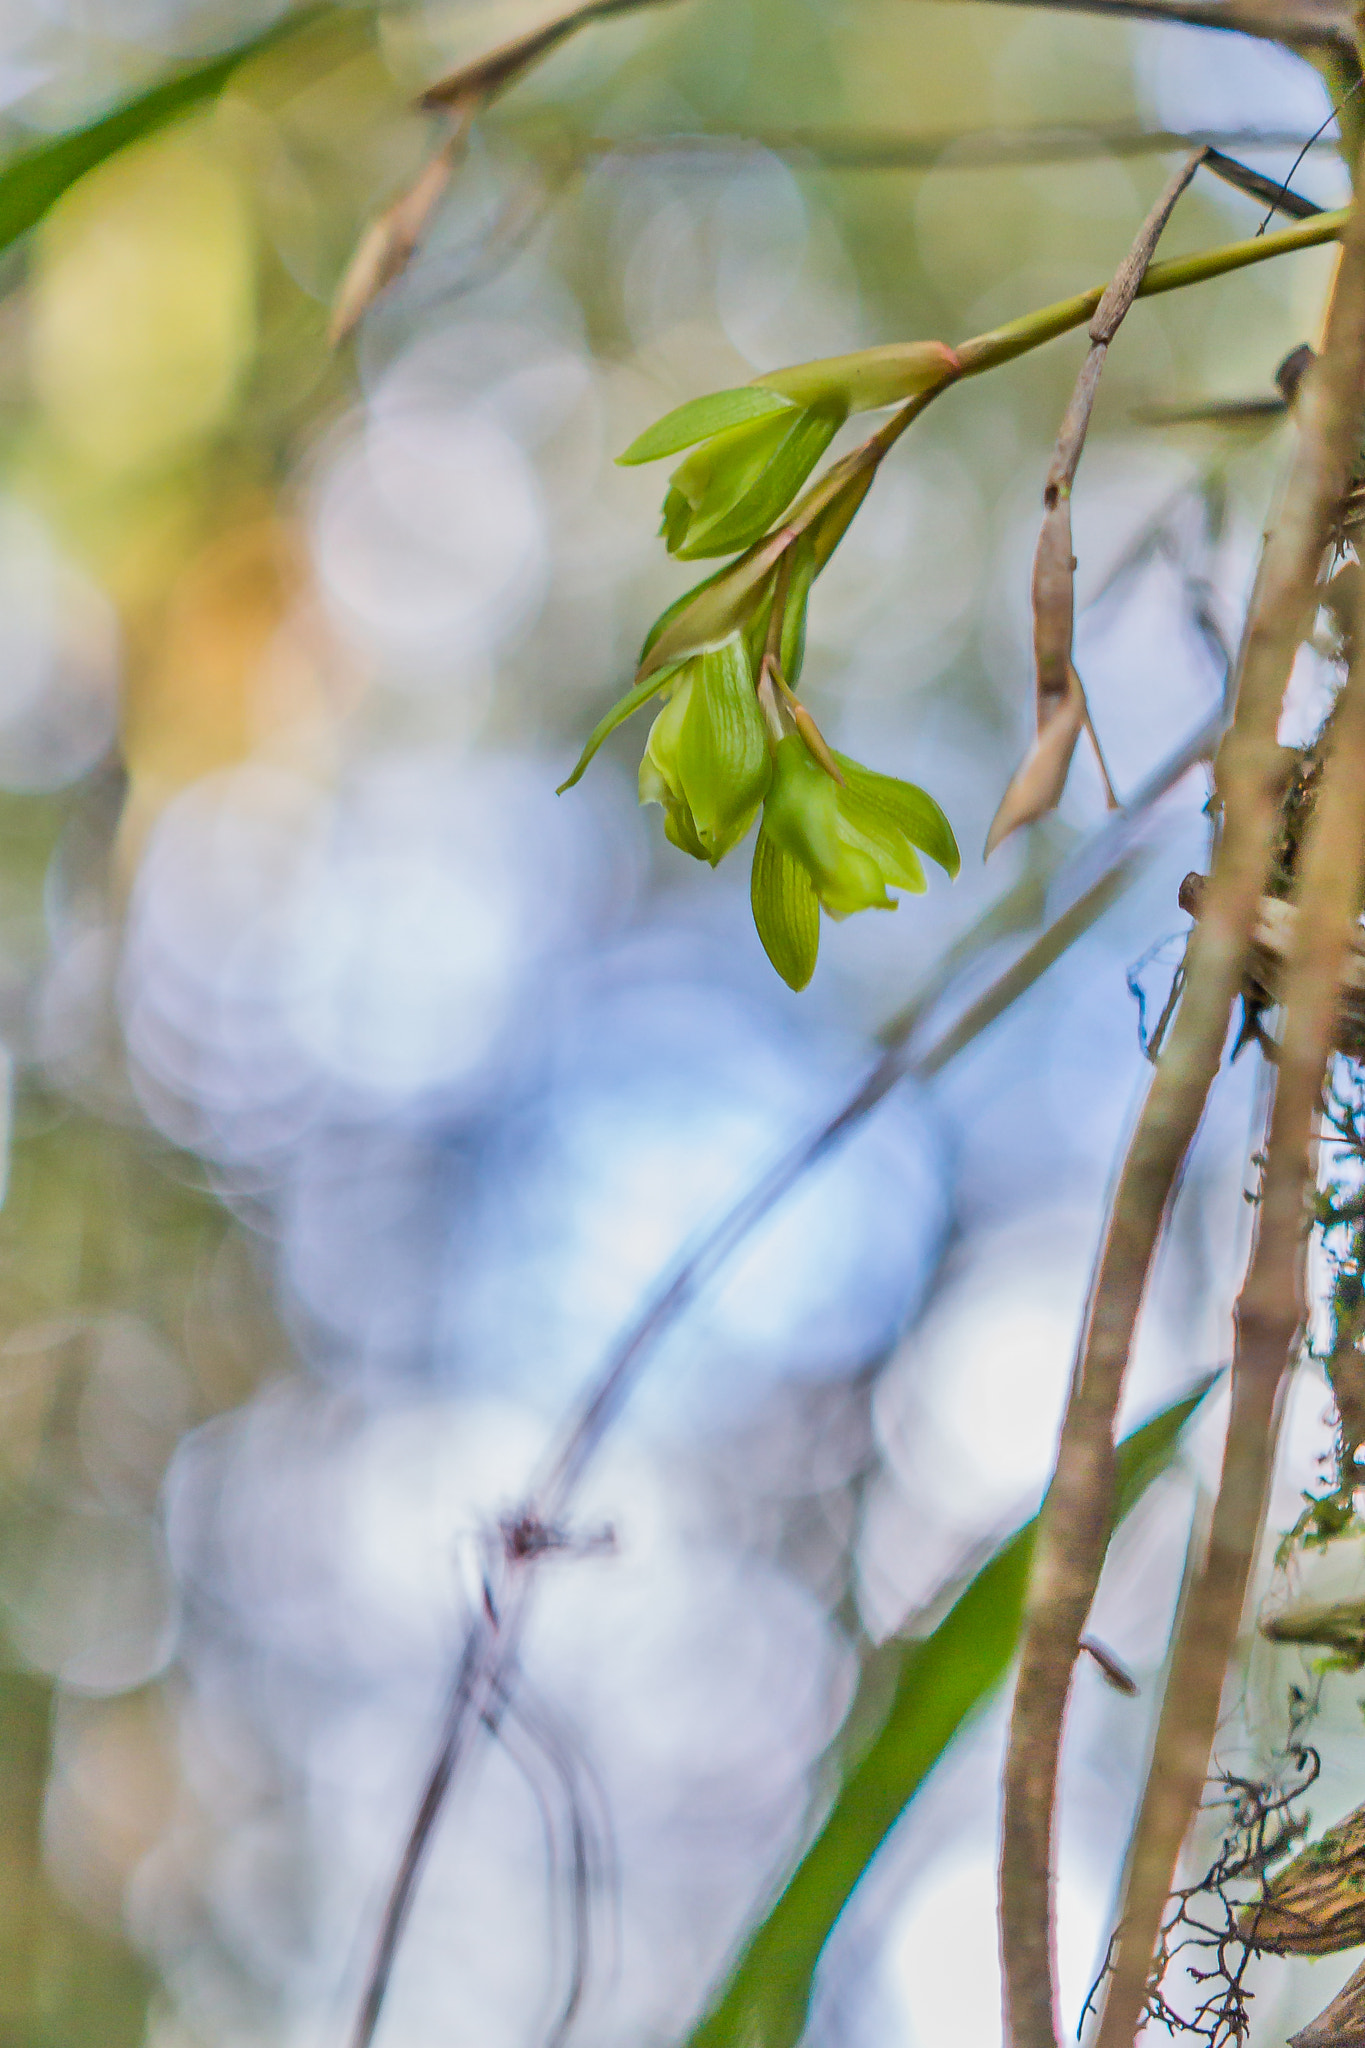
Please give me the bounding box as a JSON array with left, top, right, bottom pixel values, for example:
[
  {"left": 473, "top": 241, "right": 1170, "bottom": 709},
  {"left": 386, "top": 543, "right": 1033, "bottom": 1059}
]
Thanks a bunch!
[
  {"left": 617, "top": 387, "right": 795, "bottom": 465},
  {"left": 834, "top": 756, "right": 961, "bottom": 878},
  {"left": 838, "top": 799, "right": 927, "bottom": 895},
  {"left": 677, "top": 640, "right": 771, "bottom": 860},
  {"left": 751, "top": 830, "right": 820, "bottom": 990},
  {"left": 762, "top": 735, "right": 847, "bottom": 882},
  {"left": 779, "top": 544, "right": 817, "bottom": 686},
  {"left": 673, "top": 408, "right": 844, "bottom": 560},
  {"left": 557, "top": 668, "right": 676, "bottom": 793},
  {"left": 641, "top": 742, "right": 710, "bottom": 861}
]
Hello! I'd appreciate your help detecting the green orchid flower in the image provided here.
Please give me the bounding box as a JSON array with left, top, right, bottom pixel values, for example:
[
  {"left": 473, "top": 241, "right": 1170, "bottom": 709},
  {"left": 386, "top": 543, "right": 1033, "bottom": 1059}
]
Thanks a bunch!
[
  {"left": 637, "top": 638, "right": 771, "bottom": 863},
  {"left": 750, "top": 734, "right": 959, "bottom": 989}
]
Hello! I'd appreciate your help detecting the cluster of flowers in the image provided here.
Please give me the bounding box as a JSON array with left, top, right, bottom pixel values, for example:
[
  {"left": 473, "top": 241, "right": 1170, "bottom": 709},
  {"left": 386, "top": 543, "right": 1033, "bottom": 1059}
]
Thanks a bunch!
[{"left": 561, "top": 347, "right": 961, "bottom": 988}]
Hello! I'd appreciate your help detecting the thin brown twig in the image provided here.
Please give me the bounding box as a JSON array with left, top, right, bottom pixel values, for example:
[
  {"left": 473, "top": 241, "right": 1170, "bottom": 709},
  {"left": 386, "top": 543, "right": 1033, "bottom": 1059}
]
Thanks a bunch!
[
  {"left": 927, "top": 0, "right": 1353, "bottom": 53},
  {"left": 580, "top": 124, "right": 1337, "bottom": 173},
  {"left": 415, "top": 0, "right": 684, "bottom": 110},
  {"left": 1000, "top": 151, "right": 1365, "bottom": 2048}
]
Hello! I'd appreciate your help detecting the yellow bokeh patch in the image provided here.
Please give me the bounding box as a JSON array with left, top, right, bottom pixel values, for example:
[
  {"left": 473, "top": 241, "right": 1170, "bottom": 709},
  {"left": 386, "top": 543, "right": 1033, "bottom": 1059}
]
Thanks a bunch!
[{"left": 30, "top": 120, "right": 255, "bottom": 477}]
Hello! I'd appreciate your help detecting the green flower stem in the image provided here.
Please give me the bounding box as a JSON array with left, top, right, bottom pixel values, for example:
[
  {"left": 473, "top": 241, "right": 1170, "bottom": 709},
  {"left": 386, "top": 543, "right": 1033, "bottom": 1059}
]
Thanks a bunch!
[
  {"left": 629, "top": 206, "right": 1345, "bottom": 692},
  {"left": 758, "top": 339, "right": 961, "bottom": 411},
  {"left": 746, "top": 209, "right": 1345, "bottom": 426},
  {"left": 954, "top": 206, "right": 1347, "bottom": 376}
]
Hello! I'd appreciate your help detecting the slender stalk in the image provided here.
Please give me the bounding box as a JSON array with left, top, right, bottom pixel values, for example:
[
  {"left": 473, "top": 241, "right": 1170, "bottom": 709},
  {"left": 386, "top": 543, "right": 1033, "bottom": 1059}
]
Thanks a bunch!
[
  {"left": 759, "top": 206, "right": 1345, "bottom": 419},
  {"left": 953, "top": 207, "right": 1347, "bottom": 379},
  {"left": 1094, "top": 601, "right": 1365, "bottom": 2048},
  {"left": 930, "top": 0, "right": 1353, "bottom": 52},
  {"left": 999, "top": 153, "right": 1365, "bottom": 2048},
  {"left": 583, "top": 124, "right": 1337, "bottom": 174}
]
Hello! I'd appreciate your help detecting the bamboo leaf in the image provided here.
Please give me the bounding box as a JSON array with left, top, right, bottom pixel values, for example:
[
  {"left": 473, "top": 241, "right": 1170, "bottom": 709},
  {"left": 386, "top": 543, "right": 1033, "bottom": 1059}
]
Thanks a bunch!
[
  {"left": 0, "top": 5, "right": 330, "bottom": 257},
  {"left": 686, "top": 1373, "right": 1218, "bottom": 2048},
  {"left": 618, "top": 388, "right": 795, "bottom": 466}
]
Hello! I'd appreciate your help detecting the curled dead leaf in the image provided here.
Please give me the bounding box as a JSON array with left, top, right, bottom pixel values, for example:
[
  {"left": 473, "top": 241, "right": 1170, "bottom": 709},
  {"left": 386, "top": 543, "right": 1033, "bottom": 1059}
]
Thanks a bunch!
[{"left": 984, "top": 664, "right": 1088, "bottom": 858}]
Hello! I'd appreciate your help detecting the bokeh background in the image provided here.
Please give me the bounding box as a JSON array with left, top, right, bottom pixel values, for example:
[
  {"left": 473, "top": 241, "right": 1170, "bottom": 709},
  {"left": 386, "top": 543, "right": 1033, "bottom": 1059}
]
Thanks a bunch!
[{"left": 0, "top": 4, "right": 1361, "bottom": 2045}]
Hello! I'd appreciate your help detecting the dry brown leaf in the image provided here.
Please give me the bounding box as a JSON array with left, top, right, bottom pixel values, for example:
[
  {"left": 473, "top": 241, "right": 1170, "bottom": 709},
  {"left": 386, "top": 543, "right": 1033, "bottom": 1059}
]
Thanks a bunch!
[
  {"left": 983, "top": 665, "right": 1088, "bottom": 858},
  {"left": 986, "top": 150, "right": 1205, "bottom": 856}
]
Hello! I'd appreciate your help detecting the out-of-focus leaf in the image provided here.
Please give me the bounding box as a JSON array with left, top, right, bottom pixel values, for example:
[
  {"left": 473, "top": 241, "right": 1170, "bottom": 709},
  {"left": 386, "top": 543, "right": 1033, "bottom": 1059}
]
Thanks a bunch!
[
  {"left": 933, "top": 0, "right": 1353, "bottom": 52},
  {"left": 0, "top": 1664, "right": 153, "bottom": 2045},
  {"left": 1135, "top": 395, "right": 1288, "bottom": 426},
  {"left": 331, "top": 0, "right": 684, "bottom": 338},
  {"left": 0, "top": 5, "right": 329, "bottom": 259},
  {"left": 686, "top": 1373, "right": 1218, "bottom": 2048}
]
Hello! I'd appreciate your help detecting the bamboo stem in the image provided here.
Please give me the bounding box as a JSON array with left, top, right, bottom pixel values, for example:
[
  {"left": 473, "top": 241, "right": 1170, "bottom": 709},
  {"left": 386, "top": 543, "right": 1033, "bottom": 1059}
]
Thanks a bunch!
[
  {"left": 1094, "top": 590, "right": 1365, "bottom": 2048},
  {"left": 999, "top": 156, "right": 1365, "bottom": 2048}
]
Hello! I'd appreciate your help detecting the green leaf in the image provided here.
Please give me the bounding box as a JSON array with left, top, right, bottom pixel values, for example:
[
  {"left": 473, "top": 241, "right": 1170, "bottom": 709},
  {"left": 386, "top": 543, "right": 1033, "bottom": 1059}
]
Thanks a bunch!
[
  {"left": 835, "top": 756, "right": 961, "bottom": 879},
  {"left": 686, "top": 1371, "right": 1219, "bottom": 2048},
  {"left": 0, "top": 5, "right": 331, "bottom": 257},
  {"left": 676, "top": 406, "right": 843, "bottom": 559},
  {"left": 556, "top": 667, "right": 676, "bottom": 793},
  {"left": 750, "top": 830, "right": 820, "bottom": 990},
  {"left": 618, "top": 387, "right": 795, "bottom": 466}
]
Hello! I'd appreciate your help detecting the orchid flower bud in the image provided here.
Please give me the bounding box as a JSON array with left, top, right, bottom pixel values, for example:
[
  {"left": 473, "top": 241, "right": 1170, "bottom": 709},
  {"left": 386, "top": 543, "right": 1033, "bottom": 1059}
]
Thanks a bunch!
[
  {"left": 619, "top": 388, "right": 844, "bottom": 561},
  {"left": 750, "top": 735, "right": 959, "bottom": 989},
  {"left": 638, "top": 637, "right": 771, "bottom": 864},
  {"left": 618, "top": 341, "right": 960, "bottom": 562}
]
